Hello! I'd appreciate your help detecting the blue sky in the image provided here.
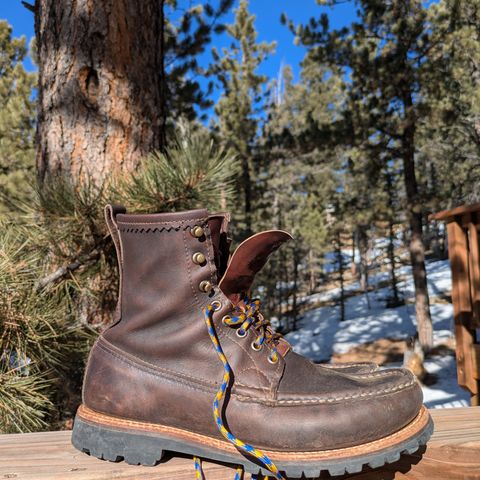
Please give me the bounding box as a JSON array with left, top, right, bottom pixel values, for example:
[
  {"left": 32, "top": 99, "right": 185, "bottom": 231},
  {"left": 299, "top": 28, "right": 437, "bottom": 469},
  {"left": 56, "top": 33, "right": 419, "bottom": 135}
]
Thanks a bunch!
[{"left": 0, "top": 0, "right": 356, "bottom": 112}]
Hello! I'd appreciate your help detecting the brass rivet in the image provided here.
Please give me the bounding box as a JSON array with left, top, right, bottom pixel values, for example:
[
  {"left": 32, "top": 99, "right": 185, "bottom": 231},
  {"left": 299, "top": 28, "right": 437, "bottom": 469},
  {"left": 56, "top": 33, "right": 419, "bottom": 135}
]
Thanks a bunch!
[
  {"left": 192, "top": 252, "right": 206, "bottom": 265},
  {"left": 191, "top": 226, "right": 205, "bottom": 238},
  {"left": 199, "top": 280, "right": 212, "bottom": 293}
]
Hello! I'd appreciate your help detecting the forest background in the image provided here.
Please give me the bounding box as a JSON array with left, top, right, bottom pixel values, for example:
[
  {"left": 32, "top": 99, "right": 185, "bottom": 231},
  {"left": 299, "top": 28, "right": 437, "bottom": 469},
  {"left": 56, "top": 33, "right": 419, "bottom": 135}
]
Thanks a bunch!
[{"left": 0, "top": 0, "right": 479, "bottom": 432}]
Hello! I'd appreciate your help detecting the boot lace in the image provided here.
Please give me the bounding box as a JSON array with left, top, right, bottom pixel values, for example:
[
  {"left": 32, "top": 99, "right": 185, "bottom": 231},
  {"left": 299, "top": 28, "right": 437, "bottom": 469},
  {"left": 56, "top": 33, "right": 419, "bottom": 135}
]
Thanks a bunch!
[{"left": 193, "top": 296, "right": 284, "bottom": 480}]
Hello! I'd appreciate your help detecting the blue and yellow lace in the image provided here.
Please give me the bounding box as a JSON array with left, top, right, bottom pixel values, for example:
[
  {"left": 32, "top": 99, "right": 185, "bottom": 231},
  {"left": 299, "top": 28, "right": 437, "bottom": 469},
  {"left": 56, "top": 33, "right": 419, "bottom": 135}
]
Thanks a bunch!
[{"left": 193, "top": 297, "right": 284, "bottom": 480}]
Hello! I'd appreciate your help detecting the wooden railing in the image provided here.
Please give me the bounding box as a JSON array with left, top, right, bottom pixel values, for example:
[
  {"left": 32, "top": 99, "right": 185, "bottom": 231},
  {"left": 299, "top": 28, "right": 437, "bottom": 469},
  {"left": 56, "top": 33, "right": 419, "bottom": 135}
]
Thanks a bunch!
[
  {"left": 431, "top": 203, "right": 480, "bottom": 406},
  {"left": 1, "top": 407, "right": 479, "bottom": 479}
]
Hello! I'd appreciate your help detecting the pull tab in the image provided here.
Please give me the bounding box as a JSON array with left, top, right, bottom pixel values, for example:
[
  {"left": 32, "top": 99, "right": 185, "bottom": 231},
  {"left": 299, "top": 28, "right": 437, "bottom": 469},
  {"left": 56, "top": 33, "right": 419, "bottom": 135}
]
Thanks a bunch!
[
  {"left": 104, "top": 204, "right": 126, "bottom": 323},
  {"left": 104, "top": 204, "right": 126, "bottom": 262}
]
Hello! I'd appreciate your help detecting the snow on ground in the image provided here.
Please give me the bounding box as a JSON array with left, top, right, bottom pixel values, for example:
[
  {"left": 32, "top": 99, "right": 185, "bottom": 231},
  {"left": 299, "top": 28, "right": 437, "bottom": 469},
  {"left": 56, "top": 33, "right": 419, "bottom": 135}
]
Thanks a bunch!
[
  {"left": 422, "top": 355, "right": 470, "bottom": 408},
  {"left": 285, "top": 259, "right": 469, "bottom": 408}
]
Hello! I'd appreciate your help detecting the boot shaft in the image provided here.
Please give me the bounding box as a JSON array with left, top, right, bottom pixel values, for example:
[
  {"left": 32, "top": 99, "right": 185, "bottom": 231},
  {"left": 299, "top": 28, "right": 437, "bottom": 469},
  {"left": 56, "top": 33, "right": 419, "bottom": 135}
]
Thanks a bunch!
[{"left": 103, "top": 207, "right": 224, "bottom": 376}]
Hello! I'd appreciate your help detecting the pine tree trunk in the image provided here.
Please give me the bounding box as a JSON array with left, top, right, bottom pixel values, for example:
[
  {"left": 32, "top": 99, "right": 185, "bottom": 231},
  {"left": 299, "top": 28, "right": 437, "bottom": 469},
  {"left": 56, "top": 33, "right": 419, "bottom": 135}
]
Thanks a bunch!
[
  {"left": 357, "top": 225, "right": 371, "bottom": 309},
  {"left": 335, "top": 230, "right": 345, "bottom": 322},
  {"left": 308, "top": 248, "right": 315, "bottom": 294},
  {"left": 402, "top": 91, "right": 433, "bottom": 351},
  {"left": 387, "top": 219, "right": 401, "bottom": 305},
  {"left": 357, "top": 226, "right": 369, "bottom": 291},
  {"left": 385, "top": 169, "right": 401, "bottom": 306},
  {"left": 35, "top": 0, "right": 165, "bottom": 185},
  {"left": 291, "top": 246, "right": 299, "bottom": 331}
]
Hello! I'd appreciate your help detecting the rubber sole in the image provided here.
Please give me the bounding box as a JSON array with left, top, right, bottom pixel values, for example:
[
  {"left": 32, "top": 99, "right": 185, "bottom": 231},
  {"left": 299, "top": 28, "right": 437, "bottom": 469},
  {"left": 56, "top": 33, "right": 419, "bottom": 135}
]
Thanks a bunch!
[{"left": 72, "top": 404, "right": 433, "bottom": 478}]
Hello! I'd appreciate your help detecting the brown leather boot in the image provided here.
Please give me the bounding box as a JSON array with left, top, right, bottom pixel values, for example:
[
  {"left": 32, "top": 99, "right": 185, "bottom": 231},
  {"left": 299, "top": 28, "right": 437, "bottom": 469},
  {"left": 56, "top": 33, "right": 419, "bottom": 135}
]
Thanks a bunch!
[{"left": 72, "top": 205, "right": 432, "bottom": 478}]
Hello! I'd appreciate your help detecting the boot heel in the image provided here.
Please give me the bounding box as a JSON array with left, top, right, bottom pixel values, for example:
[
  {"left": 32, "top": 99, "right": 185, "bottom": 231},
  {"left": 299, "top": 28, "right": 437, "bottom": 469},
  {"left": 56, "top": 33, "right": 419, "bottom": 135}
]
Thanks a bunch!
[{"left": 71, "top": 416, "right": 165, "bottom": 466}]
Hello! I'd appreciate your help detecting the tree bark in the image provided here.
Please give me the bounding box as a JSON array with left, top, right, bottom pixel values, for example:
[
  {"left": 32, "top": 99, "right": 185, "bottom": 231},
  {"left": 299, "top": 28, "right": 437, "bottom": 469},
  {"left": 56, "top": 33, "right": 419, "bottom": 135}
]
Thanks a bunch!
[
  {"left": 402, "top": 91, "right": 434, "bottom": 351},
  {"left": 308, "top": 248, "right": 316, "bottom": 294},
  {"left": 35, "top": 0, "right": 165, "bottom": 185},
  {"left": 385, "top": 168, "right": 401, "bottom": 306},
  {"left": 357, "top": 225, "right": 371, "bottom": 309}
]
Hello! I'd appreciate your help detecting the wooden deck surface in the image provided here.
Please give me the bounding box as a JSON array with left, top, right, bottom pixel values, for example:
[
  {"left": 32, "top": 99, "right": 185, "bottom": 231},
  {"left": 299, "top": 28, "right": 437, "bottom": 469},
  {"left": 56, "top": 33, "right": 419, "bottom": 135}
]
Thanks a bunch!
[{"left": 1, "top": 407, "right": 479, "bottom": 479}]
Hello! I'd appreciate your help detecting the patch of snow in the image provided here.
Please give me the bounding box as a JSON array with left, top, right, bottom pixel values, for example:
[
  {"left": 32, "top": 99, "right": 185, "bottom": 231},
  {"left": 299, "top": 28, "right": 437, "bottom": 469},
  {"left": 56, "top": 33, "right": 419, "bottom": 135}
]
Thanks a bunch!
[
  {"left": 421, "top": 355, "right": 470, "bottom": 408},
  {"left": 285, "top": 258, "right": 467, "bottom": 408},
  {"left": 287, "top": 259, "right": 454, "bottom": 358}
]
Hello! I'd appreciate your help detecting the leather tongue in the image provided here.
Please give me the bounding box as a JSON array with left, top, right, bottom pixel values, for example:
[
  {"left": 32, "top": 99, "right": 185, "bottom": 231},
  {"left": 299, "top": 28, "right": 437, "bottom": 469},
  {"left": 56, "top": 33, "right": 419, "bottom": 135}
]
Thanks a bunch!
[{"left": 219, "top": 230, "right": 292, "bottom": 303}]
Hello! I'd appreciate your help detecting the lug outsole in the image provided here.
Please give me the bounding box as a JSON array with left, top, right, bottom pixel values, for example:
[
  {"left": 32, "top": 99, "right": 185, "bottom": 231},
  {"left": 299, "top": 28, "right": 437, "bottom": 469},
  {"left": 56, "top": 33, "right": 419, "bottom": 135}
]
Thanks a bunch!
[{"left": 72, "top": 410, "right": 433, "bottom": 478}]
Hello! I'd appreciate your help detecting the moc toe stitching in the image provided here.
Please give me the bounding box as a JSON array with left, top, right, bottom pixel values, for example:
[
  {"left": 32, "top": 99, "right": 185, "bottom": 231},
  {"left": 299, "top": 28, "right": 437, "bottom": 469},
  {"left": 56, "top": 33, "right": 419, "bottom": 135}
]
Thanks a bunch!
[{"left": 257, "top": 380, "right": 418, "bottom": 405}]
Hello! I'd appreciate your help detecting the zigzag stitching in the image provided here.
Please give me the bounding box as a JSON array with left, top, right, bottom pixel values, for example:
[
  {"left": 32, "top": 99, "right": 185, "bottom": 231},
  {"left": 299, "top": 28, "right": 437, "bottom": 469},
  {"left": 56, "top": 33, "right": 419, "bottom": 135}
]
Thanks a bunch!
[{"left": 119, "top": 224, "right": 191, "bottom": 234}]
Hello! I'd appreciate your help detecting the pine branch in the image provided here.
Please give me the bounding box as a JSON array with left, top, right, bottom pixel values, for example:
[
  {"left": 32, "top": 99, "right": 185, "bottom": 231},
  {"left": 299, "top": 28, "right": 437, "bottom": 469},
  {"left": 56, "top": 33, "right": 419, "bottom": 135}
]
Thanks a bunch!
[
  {"left": 21, "top": 1, "right": 35, "bottom": 13},
  {"left": 35, "top": 236, "right": 109, "bottom": 291}
]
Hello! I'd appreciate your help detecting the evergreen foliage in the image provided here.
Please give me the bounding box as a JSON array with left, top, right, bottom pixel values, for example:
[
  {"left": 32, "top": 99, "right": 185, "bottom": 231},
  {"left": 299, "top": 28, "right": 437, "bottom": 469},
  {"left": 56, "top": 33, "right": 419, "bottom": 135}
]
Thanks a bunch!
[
  {"left": 0, "top": 21, "right": 36, "bottom": 212},
  {"left": 0, "top": 125, "right": 238, "bottom": 432},
  {"left": 209, "top": 0, "right": 275, "bottom": 236},
  {"left": 163, "top": 0, "right": 234, "bottom": 124}
]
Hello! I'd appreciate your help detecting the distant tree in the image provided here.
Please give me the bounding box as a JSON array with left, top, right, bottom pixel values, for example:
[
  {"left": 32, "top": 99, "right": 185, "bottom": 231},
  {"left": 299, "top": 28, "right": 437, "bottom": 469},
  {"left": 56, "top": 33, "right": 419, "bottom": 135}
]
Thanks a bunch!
[
  {"left": 418, "top": 0, "right": 480, "bottom": 208},
  {"left": 209, "top": 0, "right": 275, "bottom": 237},
  {"left": 287, "top": 0, "right": 446, "bottom": 350},
  {"left": 0, "top": 21, "right": 36, "bottom": 211},
  {"left": 163, "top": 0, "right": 234, "bottom": 126}
]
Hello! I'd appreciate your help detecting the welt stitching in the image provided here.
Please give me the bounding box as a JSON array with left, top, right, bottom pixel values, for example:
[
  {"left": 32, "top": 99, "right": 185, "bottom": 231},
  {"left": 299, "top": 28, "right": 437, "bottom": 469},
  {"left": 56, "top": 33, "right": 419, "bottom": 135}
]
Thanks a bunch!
[{"left": 80, "top": 405, "right": 426, "bottom": 457}]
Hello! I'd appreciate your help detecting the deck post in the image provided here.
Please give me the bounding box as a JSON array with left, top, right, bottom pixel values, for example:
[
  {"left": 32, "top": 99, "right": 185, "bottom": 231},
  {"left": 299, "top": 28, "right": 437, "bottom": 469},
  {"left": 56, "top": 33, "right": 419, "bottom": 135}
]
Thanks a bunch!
[{"left": 430, "top": 204, "right": 480, "bottom": 406}]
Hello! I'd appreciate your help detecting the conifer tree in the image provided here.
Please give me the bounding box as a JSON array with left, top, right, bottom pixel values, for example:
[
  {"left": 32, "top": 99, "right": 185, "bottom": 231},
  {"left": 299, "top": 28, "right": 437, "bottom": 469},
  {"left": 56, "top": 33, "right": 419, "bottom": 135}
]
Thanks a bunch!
[
  {"left": 418, "top": 0, "right": 480, "bottom": 208},
  {"left": 162, "top": 0, "right": 234, "bottom": 127},
  {"left": 287, "top": 0, "right": 447, "bottom": 350},
  {"left": 0, "top": 21, "right": 36, "bottom": 211},
  {"left": 209, "top": 0, "right": 275, "bottom": 237}
]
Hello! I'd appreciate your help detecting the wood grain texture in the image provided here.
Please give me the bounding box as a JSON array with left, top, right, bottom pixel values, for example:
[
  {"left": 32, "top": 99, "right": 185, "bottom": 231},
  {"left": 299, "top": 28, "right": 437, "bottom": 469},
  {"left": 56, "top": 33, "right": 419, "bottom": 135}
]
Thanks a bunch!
[{"left": 0, "top": 408, "right": 479, "bottom": 480}]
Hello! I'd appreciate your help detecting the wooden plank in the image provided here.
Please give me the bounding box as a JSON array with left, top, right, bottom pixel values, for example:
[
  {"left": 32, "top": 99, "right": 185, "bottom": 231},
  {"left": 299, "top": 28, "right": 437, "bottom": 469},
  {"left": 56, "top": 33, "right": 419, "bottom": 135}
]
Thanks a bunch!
[
  {"left": 430, "top": 202, "right": 480, "bottom": 222},
  {"left": 473, "top": 344, "right": 480, "bottom": 381},
  {"left": 0, "top": 408, "right": 479, "bottom": 480},
  {"left": 468, "top": 220, "right": 480, "bottom": 328},
  {"left": 447, "top": 221, "right": 478, "bottom": 396},
  {"left": 448, "top": 220, "right": 472, "bottom": 315}
]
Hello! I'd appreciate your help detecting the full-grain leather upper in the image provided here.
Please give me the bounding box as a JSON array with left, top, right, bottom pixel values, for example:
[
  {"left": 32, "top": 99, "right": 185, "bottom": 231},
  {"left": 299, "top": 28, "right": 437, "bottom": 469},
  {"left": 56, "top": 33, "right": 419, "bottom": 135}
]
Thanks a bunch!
[{"left": 83, "top": 206, "right": 423, "bottom": 452}]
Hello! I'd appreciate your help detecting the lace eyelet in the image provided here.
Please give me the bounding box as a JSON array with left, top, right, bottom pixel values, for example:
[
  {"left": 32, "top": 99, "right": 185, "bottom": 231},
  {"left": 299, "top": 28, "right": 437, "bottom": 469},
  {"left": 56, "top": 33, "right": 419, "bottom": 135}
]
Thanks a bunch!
[
  {"left": 211, "top": 300, "right": 222, "bottom": 311},
  {"left": 236, "top": 329, "right": 247, "bottom": 338},
  {"left": 222, "top": 315, "right": 230, "bottom": 325},
  {"left": 251, "top": 341, "right": 262, "bottom": 351},
  {"left": 268, "top": 354, "right": 278, "bottom": 364}
]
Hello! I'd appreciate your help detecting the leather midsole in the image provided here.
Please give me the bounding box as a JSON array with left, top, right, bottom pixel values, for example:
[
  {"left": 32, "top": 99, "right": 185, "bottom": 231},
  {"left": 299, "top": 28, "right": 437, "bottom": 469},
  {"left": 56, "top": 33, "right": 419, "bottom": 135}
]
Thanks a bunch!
[{"left": 76, "top": 404, "right": 431, "bottom": 461}]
